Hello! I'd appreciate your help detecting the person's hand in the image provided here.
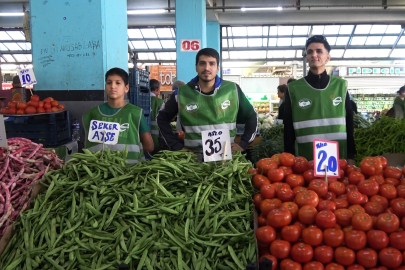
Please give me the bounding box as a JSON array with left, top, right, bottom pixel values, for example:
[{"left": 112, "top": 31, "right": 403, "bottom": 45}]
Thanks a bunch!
[
  {"left": 180, "top": 147, "right": 193, "bottom": 152},
  {"left": 347, "top": 159, "right": 355, "bottom": 165},
  {"left": 231, "top": 143, "right": 243, "bottom": 153}
]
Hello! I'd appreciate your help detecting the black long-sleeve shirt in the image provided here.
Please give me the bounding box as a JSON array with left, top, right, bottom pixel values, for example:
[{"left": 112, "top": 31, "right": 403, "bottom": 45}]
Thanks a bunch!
[
  {"left": 284, "top": 70, "right": 356, "bottom": 159},
  {"left": 157, "top": 76, "right": 258, "bottom": 151}
]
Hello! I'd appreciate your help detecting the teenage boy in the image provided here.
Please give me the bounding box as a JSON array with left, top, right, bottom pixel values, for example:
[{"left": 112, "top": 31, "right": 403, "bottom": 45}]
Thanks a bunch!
[
  {"left": 83, "top": 67, "right": 154, "bottom": 163},
  {"left": 284, "top": 35, "right": 356, "bottom": 164}
]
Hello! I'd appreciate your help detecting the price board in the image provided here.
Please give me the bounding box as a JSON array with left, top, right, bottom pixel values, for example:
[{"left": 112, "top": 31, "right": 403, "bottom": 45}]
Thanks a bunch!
[
  {"left": 17, "top": 68, "right": 37, "bottom": 87},
  {"left": 313, "top": 139, "right": 340, "bottom": 178},
  {"left": 88, "top": 120, "right": 120, "bottom": 145},
  {"left": 201, "top": 129, "right": 232, "bottom": 162}
]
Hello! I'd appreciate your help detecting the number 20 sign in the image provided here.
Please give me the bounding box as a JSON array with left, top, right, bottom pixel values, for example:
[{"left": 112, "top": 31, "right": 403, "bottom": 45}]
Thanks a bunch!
[
  {"left": 180, "top": 39, "right": 200, "bottom": 51},
  {"left": 313, "top": 139, "right": 340, "bottom": 178}
]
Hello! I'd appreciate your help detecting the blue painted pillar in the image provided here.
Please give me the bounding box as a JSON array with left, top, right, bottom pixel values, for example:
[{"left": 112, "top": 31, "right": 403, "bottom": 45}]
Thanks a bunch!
[
  {"left": 175, "top": 0, "right": 206, "bottom": 82},
  {"left": 206, "top": 21, "right": 221, "bottom": 76}
]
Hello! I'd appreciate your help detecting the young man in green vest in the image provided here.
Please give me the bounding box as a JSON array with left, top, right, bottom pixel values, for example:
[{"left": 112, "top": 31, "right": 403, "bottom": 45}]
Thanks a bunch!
[
  {"left": 284, "top": 35, "right": 356, "bottom": 164},
  {"left": 150, "top": 79, "right": 164, "bottom": 152},
  {"left": 157, "top": 48, "right": 258, "bottom": 155},
  {"left": 83, "top": 67, "right": 154, "bottom": 163}
]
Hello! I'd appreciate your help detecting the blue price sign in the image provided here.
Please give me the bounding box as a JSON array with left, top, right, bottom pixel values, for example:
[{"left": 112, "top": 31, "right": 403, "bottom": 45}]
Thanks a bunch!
[
  {"left": 313, "top": 139, "right": 340, "bottom": 178},
  {"left": 18, "top": 68, "right": 37, "bottom": 87}
]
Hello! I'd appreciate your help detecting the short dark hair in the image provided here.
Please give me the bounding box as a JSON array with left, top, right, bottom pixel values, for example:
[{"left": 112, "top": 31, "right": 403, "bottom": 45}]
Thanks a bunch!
[
  {"left": 12, "top": 75, "right": 20, "bottom": 84},
  {"left": 150, "top": 79, "right": 160, "bottom": 91},
  {"left": 397, "top": 85, "right": 405, "bottom": 94},
  {"left": 305, "top": 35, "right": 331, "bottom": 52},
  {"left": 287, "top": 78, "right": 296, "bottom": 84},
  {"left": 105, "top": 67, "right": 129, "bottom": 85},
  {"left": 277, "top": 84, "right": 288, "bottom": 94},
  {"left": 195, "top": 48, "right": 219, "bottom": 66}
]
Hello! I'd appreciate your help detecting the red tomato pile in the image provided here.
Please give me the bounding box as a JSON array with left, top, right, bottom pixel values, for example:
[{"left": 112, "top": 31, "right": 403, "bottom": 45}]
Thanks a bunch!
[
  {"left": 0, "top": 95, "right": 66, "bottom": 115},
  {"left": 251, "top": 153, "right": 405, "bottom": 270}
]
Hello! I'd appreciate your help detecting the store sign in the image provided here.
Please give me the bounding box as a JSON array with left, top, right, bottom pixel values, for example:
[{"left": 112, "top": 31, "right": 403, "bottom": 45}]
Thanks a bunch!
[
  {"left": 180, "top": 39, "right": 201, "bottom": 52},
  {"left": 201, "top": 129, "right": 232, "bottom": 162},
  {"left": 88, "top": 120, "right": 120, "bottom": 145},
  {"left": 159, "top": 71, "right": 176, "bottom": 86},
  {"left": 347, "top": 67, "right": 405, "bottom": 76},
  {"left": 0, "top": 115, "right": 7, "bottom": 148},
  {"left": 313, "top": 139, "right": 340, "bottom": 179}
]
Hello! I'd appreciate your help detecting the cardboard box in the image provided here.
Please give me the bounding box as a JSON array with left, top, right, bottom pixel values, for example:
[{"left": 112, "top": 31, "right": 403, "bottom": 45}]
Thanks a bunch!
[
  {"left": 382, "top": 153, "right": 405, "bottom": 168},
  {"left": 47, "top": 141, "right": 78, "bottom": 161}
]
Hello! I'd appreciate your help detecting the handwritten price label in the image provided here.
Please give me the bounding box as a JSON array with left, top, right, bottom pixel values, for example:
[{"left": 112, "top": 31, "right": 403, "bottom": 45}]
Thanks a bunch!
[
  {"left": 17, "top": 68, "right": 37, "bottom": 86},
  {"left": 313, "top": 139, "right": 340, "bottom": 178},
  {"left": 88, "top": 120, "right": 120, "bottom": 145},
  {"left": 201, "top": 129, "right": 232, "bottom": 162}
]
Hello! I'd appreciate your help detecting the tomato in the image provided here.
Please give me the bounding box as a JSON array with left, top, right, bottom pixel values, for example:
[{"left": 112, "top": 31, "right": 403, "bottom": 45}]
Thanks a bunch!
[
  {"left": 379, "top": 248, "right": 403, "bottom": 268},
  {"left": 256, "top": 158, "right": 278, "bottom": 175},
  {"left": 282, "top": 202, "right": 299, "bottom": 220},
  {"left": 38, "top": 101, "right": 44, "bottom": 108},
  {"left": 367, "top": 230, "right": 389, "bottom": 250},
  {"left": 385, "top": 207, "right": 394, "bottom": 213},
  {"left": 43, "top": 102, "right": 51, "bottom": 109},
  {"left": 346, "top": 265, "right": 365, "bottom": 270},
  {"left": 291, "top": 242, "right": 313, "bottom": 263},
  {"left": 329, "top": 181, "right": 346, "bottom": 196},
  {"left": 334, "top": 198, "right": 349, "bottom": 209},
  {"left": 386, "top": 177, "right": 401, "bottom": 187},
  {"left": 16, "top": 109, "right": 25, "bottom": 114},
  {"left": 256, "top": 225, "right": 276, "bottom": 245},
  {"left": 272, "top": 182, "right": 289, "bottom": 191},
  {"left": 293, "top": 186, "right": 308, "bottom": 196},
  {"left": 16, "top": 102, "right": 27, "bottom": 110},
  {"left": 377, "top": 213, "right": 400, "bottom": 233},
  {"left": 346, "top": 184, "right": 358, "bottom": 194},
  {"left": 270, "top": 239, "right": 290, "bottom": 259},
  {"left": 317, "top": 200, "right": 336, "bottom": 212},
  {"left": 303, "top": 169, "right": 315, "bottom": 184},
  {"left": 259, "top": 254, "right": 277, "bottom": 269},
  {"left": 391, "top": 200, "right": 405, "bottom": 218},
  {"left": 253, "top": 175, "right": 271, "bottom": 189},
  {"left": 303, "top": 261, "right": 324, "bottom": 270},
  {"left": 276, "top": 188, "right": 295, "bottom": 202},
  {"left": 267, "top": 168, "right": 285, "bottom": 182},
  {"left": 266, "top": 207, "right": 292, "bottom": 229},
  {"left": 280, "top": 166, "right": 293, "bottom": 178},
  {"left": 364, "top": 202, "right": 385, "bottom": 216},
  {"left": 402, "top": 216, "right": 405, "bottom": 230},
  {"left": 325, "top": 263, "right": 345, "bottom": 270},
  {"left": 302, "top": 227, "right": 323, "bottom": 246},
  {"left": 307, "top": 160, "right": 314, "bottom": 169},
  {"left": 345, "top": 230, "right": 367, "bottom": 250},
  {"left": 352, "top": 213, "right": 373, "bottom": 231},
  {"left": 369, "top": 175, "right": 385, "bottom": 185},
  {"left": 340, "top": 159, "right": 348, "bottom": 172},
  {"left": 286, "top": 174, "right": 305, "bottom": 188},
  {"left": 260, "top": 185, "right": 276, "bottom": 200},
  {"left": 389, "top": 231, "right": 405, "bottom": 250},
  {"left": 358, "top": 180, "right": 380, "bottom": 196},
  {"left": 391, "top": 198, "right": 405, "bottom": 208},
  {"left": 7, "top": 107, "right": 16, "bottom": 114},
  {"left": 315, "top": 210, "right": 336, "bottom": 229},
  {"left": 338, "top": 169, "right": 345, "bottom": 179},
  {"left": 29, "top": 95, "right": 40, "bottom": 102},
  {"left": 295, "top": 190, "right": 319, "bottom": 208},
  {"left": 314, "top": 245, "right": 334, "bottom": 264},
  {"left": 37, "top": 107, "right": 45, "bottom": 113},
  {"left": 367, "top": 267, "right": 388, "bottom": 270},
  {"left": 334, "top": 246, "right": 356, "bottom": 266},
  {"left": 370, "top": 215, "right": 378, "bottom": 229},
  {"left": 360, "top": 194, "right": 368, "bottom": 206},
  {"left": 348, "top": 171, "right": 365, "bottom": 185},
  {"left": 51, "top": 100, "right": 59, "bottom": 107},
  {"left": 349, "top": 204, "right": 365, "bottom": 214},
  {"left": 323, "top": 192, "right": 336, "bottom": 201},
  {"left": 308, "top": 179, "right": 328, "bottom": 198},
  {"left": 281, "top": 224, "right": 301, "bottom": 242},
  {"left": 361, "top": 157, "right": 383, "bottom": 176},
  {"left": 370, "top": 195, "right": 389, "bottom": 210},
  {"left": 25, "top": 106, "right": 36, "bottom": 114},
  {"left": 279, "top": 259, "right": 302, "bottom": 270},
  {"left": 334, "top": 209, "right": 353, "bottom": 226},
  {"left": 384, "top": 166, "right": 402, "bottom": 180},
  {"left": 248, "top": 168, "right": 257, "bottom": 178},
  {"left": 298, "top": 205, "right": 318, "bottom": 225},
  {"left": 280, "top": 152, "right": 295, "bottom": 167},
  {"left": 258, "top": 214, "right": 267, "bottom": 227},
  {"left": 356, "top": 248, "right": 378, "bottom": 268},
  {"left": 29, "top": 101, "right": 39, "bottom": 108},
  {"left": 260, "top": 198, "right": 282, "bottom": 216},
  {"left": 397, "top": 185, "right": 405, "bottom": 198},
  {"left": 323, "top": 228, "right": 344, "bottom": 247},
  {"left": 292, "top": 156, "right": 309, "bottom": 173},
  {"left": 347, "top": 165, "right": 361, "bottom": 174},
  {"left": 375, "top": 156, "right": 388, "bottom": 169},
  {"left": 347, "top": 191, "right": 364, "bottom": 205},
  {"left": 342, "top": 177, "right": 350, "bottom": 186},
  {"left": 253, "top": 193, "right": 263, "bottom": 209}
]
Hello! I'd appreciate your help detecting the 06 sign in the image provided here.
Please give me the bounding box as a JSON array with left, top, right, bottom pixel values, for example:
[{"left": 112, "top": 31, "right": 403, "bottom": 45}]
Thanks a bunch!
[{"left": 181, "top": 39, "right": 200, "bottom": 52}]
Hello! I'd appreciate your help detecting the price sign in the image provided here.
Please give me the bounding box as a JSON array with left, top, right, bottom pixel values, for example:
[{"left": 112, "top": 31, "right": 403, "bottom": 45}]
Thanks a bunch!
[
  {"left": 17, "top": 68, "right": 37, "bottom": 87},
  {"left": 0, "top": 115, "right": 7, "bottom": 148},
  {"left": 88, "top": 120, "right": 120, "bottom": 145},
  {"left": 180, "top": 39, "right": 201, "bottom": 51},
  {"left": 313, "top": 139, "right": 340, "bottom": 178},
  {"left": 201, "top": 129, "right": 232, "bottom": 162}
]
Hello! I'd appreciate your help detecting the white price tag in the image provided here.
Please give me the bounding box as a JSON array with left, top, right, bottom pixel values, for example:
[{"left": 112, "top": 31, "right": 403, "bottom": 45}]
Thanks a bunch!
[
  {"left": 313, "top": 139, "right": 340, "bottom": 178},
  {"left": 88, "top": 120, "right": 120, "bottom": 145},
  {"left": 17, "top": 68, "right": 37, "bottom": 87},
  {"left": 201, "top": 129, "right": 232, "bottom": 162},
  {"left": 0, "top": 115, "right": 7, "bottom": 148}
]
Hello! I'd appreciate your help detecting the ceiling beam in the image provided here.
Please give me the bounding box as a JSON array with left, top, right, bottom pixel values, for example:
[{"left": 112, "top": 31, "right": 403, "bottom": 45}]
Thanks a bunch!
[{"left": 388, "top": 28, "right": 405, "bottom": 57}]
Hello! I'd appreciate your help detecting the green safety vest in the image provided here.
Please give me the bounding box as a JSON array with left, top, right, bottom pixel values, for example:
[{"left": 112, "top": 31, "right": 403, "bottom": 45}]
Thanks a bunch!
[
  {"left": 150, "top": 96, "right": 164, "bottom": 149},
  {"left": 83, "top": 103, "right": 144, "bottom": 163},
  {"left": 289, "top": 76, "right": 348, "bottom": 161},
  {"left": 178, "top": 81, "right": 238, "bottom": 150}
]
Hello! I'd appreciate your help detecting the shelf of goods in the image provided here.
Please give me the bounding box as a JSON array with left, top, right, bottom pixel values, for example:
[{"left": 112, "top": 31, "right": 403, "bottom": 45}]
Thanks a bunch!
[{"left": 129, "top": 67, "right": 151, "bottom": 127}]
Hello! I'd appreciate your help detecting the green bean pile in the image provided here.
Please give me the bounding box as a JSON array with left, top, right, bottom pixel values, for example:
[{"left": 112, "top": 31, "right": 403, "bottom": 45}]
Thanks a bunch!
[
  {"left": 1, "top": 149, "right": 256, "bottom": 270},
  {"left": 355, "top": 116, "right": 405, "bottom": 164}
]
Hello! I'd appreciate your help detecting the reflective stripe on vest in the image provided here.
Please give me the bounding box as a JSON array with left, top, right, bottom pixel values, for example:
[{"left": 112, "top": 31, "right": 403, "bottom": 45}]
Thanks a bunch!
[
  {"left": 293, "top": 117, "right": 346, "bottom": 130},
  {"left": 296, "top": 132, "right": 347, "bottom": 144},
  {"left": 183, "top": 123, "right": 237, "bottom": 134},
  {"left": 184, "top": 137, "right": 236, "bottom": 147},
  {"left": 87, "top": 143, "right": 142, "bottom": 153}
]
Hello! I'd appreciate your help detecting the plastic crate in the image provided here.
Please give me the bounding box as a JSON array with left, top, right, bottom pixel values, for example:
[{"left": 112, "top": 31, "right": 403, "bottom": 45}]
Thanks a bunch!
[
  {"left": 5, "top": 110, "right": 71, "bottom": 147},
  {"left": 129, "top": 87, "right": 151, "bottom": 128}
]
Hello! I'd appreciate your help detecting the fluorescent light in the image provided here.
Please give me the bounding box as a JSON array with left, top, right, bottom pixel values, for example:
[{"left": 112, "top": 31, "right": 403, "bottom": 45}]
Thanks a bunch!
[
  {"left": 127, "top": 9, "right": 167, "bottom": 15},
  {"left": 241, "top": 7, "right": 282, "bottom": 11},
  {"left": 0, "top": 13, "right": 24, "bottom": 17}
]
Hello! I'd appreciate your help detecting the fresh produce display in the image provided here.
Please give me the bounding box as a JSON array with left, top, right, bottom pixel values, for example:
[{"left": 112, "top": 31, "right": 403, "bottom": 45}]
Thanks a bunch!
[
  {"left": 252, "top": 153, "right": 405, "bottom": 269},
  {"left": 0, "top": 138, "right": 63, "bottom": 237},
  {"left": 0, "top": 95, "right": 66, "bottom": 115},
  {"left": 353, "top": 114, "right": 371, "bottom": 129},
  {"left": 1, "top": 150, "right": 255, "bottom": 269},
  {"left": 252, "top": 125, "right": 284, "bottom": 164},
  {"left": 258, "top": 114, "right": 277, "bottom": 130},
  {"left": 355, "top": 117, "right": 405, "bottom": 163}
]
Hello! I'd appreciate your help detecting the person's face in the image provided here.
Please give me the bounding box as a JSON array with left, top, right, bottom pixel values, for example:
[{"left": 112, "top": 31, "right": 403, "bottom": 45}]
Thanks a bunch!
[
  {"left": 277, "top": 90, "right": 285, "bottom": 100},
  {"left": 196, "top": 55, "right": 219, "bottom": 83},
  {"left": 400, "top": 91, "right": 405, "bottom": 99},
  {"left": 105, "top": 75, "right": 129, "bottom": 100},
  {"left": 306, "top": 42, "right": 331, "bottom": 69}
]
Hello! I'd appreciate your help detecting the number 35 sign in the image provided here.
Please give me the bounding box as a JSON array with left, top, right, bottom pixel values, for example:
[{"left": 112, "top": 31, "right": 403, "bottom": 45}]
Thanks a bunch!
[
  {"left": 201, "top": 129, "right": 232, "bottom": 162},
  {"left": 313, "top": 139, "right": 340, "bottom": 178}
]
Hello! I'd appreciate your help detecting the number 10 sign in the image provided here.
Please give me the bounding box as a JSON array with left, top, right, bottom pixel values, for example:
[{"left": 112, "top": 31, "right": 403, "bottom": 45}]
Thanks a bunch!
[
  {"left": 313, "top": 139, "right": 340, "bottom": 178},
  {"left": 201, "top": 129, "right": 232, "bottom": 162},
  {"left": 17, "top": 68, "right": 37, "bottom": 87}
]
